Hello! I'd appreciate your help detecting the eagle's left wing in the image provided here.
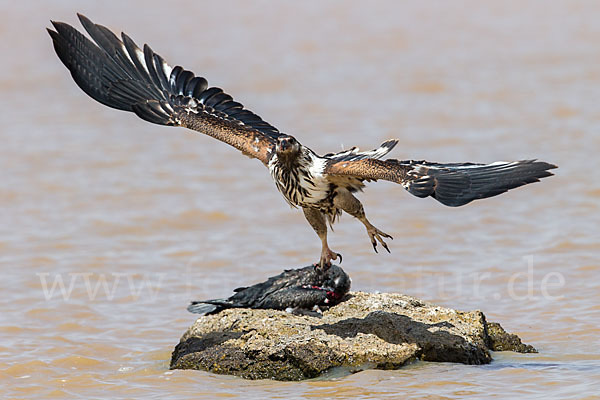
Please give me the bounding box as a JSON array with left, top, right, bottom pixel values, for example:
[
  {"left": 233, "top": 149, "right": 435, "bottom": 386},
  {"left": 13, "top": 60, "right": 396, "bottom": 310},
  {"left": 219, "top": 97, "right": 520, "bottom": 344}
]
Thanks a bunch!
[
  {"left": 324, "top": 158, "right": 557, "bottom": 207},
  {"left": 48, "top": 14, "right": 281, "bottom": 165}
]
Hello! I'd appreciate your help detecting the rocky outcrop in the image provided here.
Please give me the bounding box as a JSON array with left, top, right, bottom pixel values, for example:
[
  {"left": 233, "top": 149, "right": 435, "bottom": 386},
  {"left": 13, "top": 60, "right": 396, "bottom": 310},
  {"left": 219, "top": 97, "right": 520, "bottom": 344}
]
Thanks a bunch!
[
  {"left": 171, "top": 292, "right": 536, "bottom": 380},
  {"left": 486, "top": 322, "right": 537, "bottom": 353}
]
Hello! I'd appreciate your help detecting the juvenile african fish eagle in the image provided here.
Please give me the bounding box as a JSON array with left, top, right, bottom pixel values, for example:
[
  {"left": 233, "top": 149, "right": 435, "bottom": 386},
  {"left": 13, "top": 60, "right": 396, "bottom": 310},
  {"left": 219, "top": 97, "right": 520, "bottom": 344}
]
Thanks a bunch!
[{"left": 48, "top": 15, "right": 557, "bottom": 269}]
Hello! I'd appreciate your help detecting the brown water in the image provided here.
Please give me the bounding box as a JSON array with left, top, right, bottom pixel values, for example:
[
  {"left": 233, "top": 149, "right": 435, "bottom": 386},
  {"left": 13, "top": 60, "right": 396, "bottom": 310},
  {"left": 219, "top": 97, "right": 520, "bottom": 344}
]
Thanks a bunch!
[{"left": 1, "top": 1, "right": 599, "bottom": 398}]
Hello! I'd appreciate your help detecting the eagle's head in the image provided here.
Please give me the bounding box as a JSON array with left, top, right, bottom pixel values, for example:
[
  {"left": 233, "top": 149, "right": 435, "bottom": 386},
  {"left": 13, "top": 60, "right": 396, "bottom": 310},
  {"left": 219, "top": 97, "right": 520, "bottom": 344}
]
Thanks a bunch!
[{"left": 275, "top": 135, "right": 301, "bottom": 156}]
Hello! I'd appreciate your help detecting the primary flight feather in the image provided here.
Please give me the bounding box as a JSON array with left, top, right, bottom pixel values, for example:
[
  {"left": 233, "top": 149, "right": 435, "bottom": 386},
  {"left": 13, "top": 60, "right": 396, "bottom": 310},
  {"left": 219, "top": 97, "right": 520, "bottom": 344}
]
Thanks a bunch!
[{"left": 48, "top": 14, "right": 557, "bottom": 269}]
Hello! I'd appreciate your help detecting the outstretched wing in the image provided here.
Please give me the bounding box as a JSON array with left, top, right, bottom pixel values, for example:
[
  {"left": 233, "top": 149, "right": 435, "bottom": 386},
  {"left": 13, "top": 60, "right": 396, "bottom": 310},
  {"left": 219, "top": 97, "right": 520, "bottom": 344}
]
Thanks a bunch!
[
  {"left": 324, "top": 158, "right": 557, "bottom": 207},
  {"left": 48, "top": 14, "right": 281, "bottom": 165}
]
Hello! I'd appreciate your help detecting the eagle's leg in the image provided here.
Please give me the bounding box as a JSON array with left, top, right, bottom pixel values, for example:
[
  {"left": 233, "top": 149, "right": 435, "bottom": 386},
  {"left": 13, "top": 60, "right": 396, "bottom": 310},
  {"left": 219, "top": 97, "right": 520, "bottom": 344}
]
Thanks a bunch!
[
  {"left": 333, "top": 188, "right": 393, "bottom": 253},
  {"left": 302, "top": 207, "right": 342, "bottom": 270}
]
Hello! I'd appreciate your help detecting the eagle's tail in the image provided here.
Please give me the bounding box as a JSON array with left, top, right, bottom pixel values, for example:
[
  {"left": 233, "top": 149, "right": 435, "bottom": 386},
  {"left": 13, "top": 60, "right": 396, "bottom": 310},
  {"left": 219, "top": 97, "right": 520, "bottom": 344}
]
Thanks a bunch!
[{"left": 405, "top": 160, "right": 557, "bottom": 207}]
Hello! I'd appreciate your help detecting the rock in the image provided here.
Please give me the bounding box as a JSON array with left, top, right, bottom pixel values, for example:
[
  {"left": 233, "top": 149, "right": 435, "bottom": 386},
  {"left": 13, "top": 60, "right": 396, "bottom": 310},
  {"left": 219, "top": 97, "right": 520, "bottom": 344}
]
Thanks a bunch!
[
  {"left": 171, "top": 292, "right": 536, "bottom": 380},
  {"left": 486, "top": 322, "right": 538, "bottom": 353}
]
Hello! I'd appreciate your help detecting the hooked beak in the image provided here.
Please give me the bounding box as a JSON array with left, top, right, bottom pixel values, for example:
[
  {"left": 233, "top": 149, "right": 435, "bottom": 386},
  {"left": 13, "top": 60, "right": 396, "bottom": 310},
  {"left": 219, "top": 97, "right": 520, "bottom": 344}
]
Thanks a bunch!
[
  {"left": 279, "top": 141, "right": 290, "bottom": 151},
  {"left": 277, "top": 137, "right": 296, "bottom": 153}
]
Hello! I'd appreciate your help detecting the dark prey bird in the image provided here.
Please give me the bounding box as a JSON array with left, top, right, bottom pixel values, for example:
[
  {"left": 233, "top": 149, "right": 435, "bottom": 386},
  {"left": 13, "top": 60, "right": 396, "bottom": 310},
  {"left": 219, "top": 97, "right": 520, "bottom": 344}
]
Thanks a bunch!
[
  {"left": 48, "top": 15, "right": 557, "bottom": 269},
  {"left": 187, "top": 265, "right": 351, "bottom": 315}
]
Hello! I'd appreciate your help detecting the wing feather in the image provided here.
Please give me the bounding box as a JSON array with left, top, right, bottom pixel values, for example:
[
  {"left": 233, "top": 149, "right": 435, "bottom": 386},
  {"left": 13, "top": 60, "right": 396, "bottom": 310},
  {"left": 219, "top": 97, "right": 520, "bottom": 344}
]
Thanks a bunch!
[
  {"left": 324, "top": 139, "right": 398, "bottom": 161},
  {"left": 325, "top": 158, "right": 557, "bottom": 206},
  {"left": 48, "top": 14, "right": 281, "bottom": 164},
  {"left": 325, "top": 158, "right": 410, "bottom": 183}
]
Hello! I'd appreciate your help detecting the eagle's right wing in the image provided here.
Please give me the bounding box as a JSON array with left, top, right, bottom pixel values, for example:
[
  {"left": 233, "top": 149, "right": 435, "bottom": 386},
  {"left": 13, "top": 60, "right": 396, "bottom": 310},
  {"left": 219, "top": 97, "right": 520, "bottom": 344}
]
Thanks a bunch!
[
  {"left": 48, "top": 14, "right": 281, "bottom": 165},
  {"left": 324, "top": 158, "right": 557, "bottom": 207}
]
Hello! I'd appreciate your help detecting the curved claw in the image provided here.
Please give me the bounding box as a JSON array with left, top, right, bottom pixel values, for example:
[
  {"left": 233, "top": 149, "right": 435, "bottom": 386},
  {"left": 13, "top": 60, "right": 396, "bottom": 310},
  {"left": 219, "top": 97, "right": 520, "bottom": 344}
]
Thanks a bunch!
[
  {"left": 318, "top": 262, "right": 331, "bottom": 271},
  {"left": 382, "top": 242, "right": 391, "bottom": 253},
  {"left": 368, "top": 226, "right": 393, "bottom": 254},
  {"left": 317, "top": 247, "right": 341, "bottom": 270}
]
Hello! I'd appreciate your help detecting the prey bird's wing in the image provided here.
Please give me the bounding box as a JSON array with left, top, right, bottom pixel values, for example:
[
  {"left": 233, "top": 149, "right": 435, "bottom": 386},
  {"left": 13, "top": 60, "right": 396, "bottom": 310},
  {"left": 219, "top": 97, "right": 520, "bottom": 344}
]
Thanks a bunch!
[
  {"left": 324, "top": 158, "right": 557, "bottom": 207},
  {"left": 48, "top": 14, "right": 281, "bottom": 165}
]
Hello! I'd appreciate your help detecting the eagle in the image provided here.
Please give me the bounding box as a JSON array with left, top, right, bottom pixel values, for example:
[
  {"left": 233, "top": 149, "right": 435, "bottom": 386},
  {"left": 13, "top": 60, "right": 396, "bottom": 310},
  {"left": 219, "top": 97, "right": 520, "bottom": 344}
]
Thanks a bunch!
[
  {"left": 48, "top": 15, "right": 557, "bottom": 269},
  {"left": 187, "top": 264, "right": 351, "bottom": 315}
]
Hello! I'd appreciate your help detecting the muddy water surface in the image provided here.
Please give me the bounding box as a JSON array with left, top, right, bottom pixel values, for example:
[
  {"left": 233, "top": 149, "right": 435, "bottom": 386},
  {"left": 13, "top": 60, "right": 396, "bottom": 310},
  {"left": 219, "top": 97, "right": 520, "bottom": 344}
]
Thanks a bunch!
[{"left": 1, "top": 1, "right": 599, "bottom": 398}]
